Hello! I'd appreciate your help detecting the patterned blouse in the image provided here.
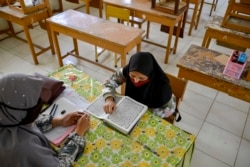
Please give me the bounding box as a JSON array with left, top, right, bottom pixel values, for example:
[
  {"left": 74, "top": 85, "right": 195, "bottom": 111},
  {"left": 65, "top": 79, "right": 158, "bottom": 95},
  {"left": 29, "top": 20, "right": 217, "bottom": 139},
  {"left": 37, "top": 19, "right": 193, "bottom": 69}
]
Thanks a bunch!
[
  {"left": 35, "top": 114, "right": 86, "bottom": 167},
  {"left": 102, "top": 68, "right": 176, "bottom": 119}
]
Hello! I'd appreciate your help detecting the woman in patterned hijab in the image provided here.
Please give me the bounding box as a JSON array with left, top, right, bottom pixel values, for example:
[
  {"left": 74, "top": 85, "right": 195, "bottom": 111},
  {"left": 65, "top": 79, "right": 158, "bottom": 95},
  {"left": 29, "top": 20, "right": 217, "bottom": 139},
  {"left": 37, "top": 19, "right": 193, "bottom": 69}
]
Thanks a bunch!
[{"left": 0, "top": 73, "right": 90, "bottom": 167}]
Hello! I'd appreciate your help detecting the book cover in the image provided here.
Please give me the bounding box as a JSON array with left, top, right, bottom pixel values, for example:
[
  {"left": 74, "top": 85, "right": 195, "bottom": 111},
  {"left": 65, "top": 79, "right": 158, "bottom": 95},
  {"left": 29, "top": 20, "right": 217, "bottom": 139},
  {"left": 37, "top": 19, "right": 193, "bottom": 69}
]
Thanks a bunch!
[{"left": 85, "top": 94, "right": 148, "bottom": 134}]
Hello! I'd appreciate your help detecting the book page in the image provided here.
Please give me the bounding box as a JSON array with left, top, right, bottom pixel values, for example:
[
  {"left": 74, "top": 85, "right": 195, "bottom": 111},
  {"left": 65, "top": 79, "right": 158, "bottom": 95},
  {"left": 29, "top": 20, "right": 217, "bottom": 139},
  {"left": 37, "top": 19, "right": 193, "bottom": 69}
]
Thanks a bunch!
[
  {"left": 59, "top": 86, "right": 90, "bottom": 109},
  {"left": 106, "top": 96, "right": 147, "bottom": 133},
  {"left": 85, "top": 94, "right": 123, "bottom": 119},
  {"left": 42, "top": 89, "right": 89, "bottom": 146},
  {"left": 86, "top": 94, "right": 147, "bottom": 134}
]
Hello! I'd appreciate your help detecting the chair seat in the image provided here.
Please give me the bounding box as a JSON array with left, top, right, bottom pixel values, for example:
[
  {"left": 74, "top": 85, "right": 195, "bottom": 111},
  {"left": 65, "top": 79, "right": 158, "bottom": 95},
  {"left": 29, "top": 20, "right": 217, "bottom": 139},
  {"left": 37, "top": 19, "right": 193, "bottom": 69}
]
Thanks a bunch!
[
  {"left": 129, "top": 16, "right": 146, "bottom": 25},
  {"left": 129, "top": 15, "right": 149, "bottom": 38}
]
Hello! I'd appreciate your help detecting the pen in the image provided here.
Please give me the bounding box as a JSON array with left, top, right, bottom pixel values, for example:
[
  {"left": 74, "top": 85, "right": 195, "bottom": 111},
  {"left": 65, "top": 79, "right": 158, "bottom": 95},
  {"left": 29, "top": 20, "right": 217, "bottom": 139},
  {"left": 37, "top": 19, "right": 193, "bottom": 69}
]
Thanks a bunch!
[
  {"left": 50, "top": 104, "right": 58, "bottom": 117},
  {"left": 52, "top": 104, "right": 58, "bottom": 117},
  {"left": 49, "top": 104, "right": 56, "bottom": 115}
]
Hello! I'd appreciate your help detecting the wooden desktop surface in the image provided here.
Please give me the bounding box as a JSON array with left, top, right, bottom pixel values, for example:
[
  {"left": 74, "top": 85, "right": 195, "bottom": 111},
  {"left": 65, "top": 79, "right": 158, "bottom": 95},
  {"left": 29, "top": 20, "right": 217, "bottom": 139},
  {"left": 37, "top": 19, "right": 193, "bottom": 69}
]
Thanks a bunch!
[
  {"left": 46, "top": 9, "right": 144, "bottom": 71},
  {"left": 177, "top": 44, "right": 250, "bottom": 103},
  {"left": 103, "top": 0, "right": 187, "bottom": 64}
]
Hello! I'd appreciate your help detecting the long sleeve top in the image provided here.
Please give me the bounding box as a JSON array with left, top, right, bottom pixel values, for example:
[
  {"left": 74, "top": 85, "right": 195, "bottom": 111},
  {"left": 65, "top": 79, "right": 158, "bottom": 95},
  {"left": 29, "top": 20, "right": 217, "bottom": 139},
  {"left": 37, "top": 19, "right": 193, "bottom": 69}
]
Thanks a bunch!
[
  {"left": 35, "top": 114, "right": 85, "bottom": 167},
  {"left": 102, "top": 68, "right": 176, "bottom": 118}
]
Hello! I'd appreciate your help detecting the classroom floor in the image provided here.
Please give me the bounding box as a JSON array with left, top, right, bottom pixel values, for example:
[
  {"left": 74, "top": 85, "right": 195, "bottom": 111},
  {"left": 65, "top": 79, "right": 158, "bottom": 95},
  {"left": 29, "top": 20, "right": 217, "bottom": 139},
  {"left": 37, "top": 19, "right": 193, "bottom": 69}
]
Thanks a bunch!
[{"left": 0, "top": 0, "right": 250, "bottom": 166}]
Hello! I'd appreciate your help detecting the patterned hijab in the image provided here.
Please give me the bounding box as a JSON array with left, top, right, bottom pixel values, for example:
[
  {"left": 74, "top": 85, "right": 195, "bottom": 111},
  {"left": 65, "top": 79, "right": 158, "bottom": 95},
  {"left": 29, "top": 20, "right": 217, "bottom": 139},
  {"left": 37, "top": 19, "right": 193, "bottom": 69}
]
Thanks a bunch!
[
  {"left": 123, "top": 52, "right": 172, "bottom": 108},
  {"left": 0, "top": 73, "right": 59, "bottom": 167}
]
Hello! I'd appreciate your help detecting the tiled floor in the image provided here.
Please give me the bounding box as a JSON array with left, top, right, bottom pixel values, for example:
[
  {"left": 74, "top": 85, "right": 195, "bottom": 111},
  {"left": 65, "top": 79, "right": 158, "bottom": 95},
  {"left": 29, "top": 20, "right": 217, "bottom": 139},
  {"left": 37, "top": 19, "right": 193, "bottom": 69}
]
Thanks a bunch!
[{"left": 1, "top": 0, "right": 250, "bottom": 167}]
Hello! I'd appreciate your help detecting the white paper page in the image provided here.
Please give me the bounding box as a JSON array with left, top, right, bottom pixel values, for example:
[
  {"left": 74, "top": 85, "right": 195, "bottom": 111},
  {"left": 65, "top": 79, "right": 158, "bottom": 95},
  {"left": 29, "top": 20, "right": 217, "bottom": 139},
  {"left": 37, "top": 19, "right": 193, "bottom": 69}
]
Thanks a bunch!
[
  {"left": 58, "top": 86, "right": 89, "bottom": 110},
  {"left": 107, "top": 97, "right": 146, "bottom": 129},
  {"left": 85, "top": 94, "right": 108, "bottom": 119},
  {"left": 43, "top": 94, "right": 87, "bottom": 144},
  {"left": 105, "top": 96, "right": 147, "bottom": 134},
  {"left": 86, "top": 94, "right": 147, "bottom": 134},
  {"left": 85, "top": 94, "right": 124, "bottom": 119}
]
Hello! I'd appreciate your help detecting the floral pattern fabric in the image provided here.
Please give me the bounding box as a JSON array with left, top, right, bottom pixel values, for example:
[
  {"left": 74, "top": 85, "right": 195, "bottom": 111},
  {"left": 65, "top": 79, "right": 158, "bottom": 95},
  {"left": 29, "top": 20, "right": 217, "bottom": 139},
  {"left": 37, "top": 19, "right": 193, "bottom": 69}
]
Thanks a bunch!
[{"left": 49, "top": 64, "right": 195, "bottom": 167}]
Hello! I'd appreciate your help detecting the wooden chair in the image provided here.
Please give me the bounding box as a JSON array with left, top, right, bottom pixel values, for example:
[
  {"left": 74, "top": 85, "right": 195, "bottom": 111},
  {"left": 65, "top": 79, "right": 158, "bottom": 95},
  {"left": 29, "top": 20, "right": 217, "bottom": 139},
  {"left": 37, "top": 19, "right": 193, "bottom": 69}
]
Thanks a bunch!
[
  {"left": 184, "top": 0, "right": 204, "bottom": 36},
  {"left": 95, "top": 5, "right": 131, "bottom": 67},
  {"left": 129, "top": 12, "right": 149, "bottom": 39},
  {"left": 164, "top": 73, "right": 187, "bottom": 124},
  {"left": 204, "top": 0, "right": 218, "bottom": 16},
  {"left": 221, "top": 0, "right": 250, "bottom": 33}
]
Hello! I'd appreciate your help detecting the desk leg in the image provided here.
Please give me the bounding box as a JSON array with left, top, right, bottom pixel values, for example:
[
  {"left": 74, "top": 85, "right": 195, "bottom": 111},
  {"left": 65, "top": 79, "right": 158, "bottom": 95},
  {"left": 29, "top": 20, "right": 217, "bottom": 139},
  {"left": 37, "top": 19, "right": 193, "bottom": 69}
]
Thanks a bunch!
[
  {"left": 137, "top": 42, "right": 141, "bottom": 52},
  {"left": 7, "top": 21, "right": 15, "bottom": 36},
  {"left": 85, "top": 2, "right": 90, "bottom": 14},
  {"left": 173, "top": 18, "right": 182, "bottom": 54},
  {"left": 73, "top": 38, "right": 79, "bottom": 55},
  {"left": 120, "top": 52, "right": 127, "bottom": 95},
  {"left": 46, "top": 22, "right": 55, "bottom": 55},
  {"left": 84, "top": 0, "right": 102, "bottom": 17},
  {"left": 23, "top": 26, "right": 38, "bottom": 65},
  {"left": 59, "top": 0, "right": 63, "bottom": 12},
  {"left": 164, "top": 25, "right": 174, "bottom": 64},
  {"left": 51, "top": 30, "right": 63, "bottom": 67},
  {"left": 99, "top": 0, "right": 103, "bottom": 18},
  {"left": 201, "top": 29, "right": 211, "bottom": 48},
  {"left": 146, "top": 22, "right": 150, "bottom": 39}
]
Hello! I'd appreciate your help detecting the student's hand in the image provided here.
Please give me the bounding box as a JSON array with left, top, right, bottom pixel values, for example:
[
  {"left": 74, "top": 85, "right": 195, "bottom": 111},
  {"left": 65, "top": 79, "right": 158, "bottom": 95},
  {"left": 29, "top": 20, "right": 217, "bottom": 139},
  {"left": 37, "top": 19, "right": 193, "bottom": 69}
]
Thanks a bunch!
[
  {"left": 75, "top": 113, "right": 90, "bottom": 136},
  {"left": 52, "top": 111, "right": 84, "bottom": 127},
  {"left": 103, "top": 97, "right": 116, "bottom": 114},
  {"left": 60, "top": 111, "right": 84, "bottom": 126}
]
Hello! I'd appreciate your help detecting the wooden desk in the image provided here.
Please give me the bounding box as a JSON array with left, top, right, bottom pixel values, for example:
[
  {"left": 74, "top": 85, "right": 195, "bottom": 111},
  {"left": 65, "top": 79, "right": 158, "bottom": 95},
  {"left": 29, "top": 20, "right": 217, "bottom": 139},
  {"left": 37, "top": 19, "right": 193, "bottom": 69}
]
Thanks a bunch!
[
  {"left": 55, "top": 0, "right": 102, "bottom": 17},
  {"left": 202, "top": 15, "right": 250, "bottom": 51},
  {"left": 47, "top": 9, "right": 144, "bottom": 71},
  {"left": 0, "top": 6, "right": 54, "bottom": 65},
  {"left": 81, "top": 0, "right": 103, "bottom": 17},
  {"left": 103, "top": 0, "right": 187, "bottom": 64},
  {"left": 177, "top": 44, "right": 250, "bottom": 103},
  {"left": 49, "top": 64, "right": 195, "bottom": 167},
  {"left": 221, "top": 0, "right": 250, "bottom": 34}
]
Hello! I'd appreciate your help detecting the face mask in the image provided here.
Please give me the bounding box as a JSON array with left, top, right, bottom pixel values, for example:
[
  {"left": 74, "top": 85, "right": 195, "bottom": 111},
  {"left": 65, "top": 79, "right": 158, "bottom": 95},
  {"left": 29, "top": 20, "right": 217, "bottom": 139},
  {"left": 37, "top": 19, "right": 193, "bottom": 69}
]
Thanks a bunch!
[{"left": 130, "top": 77, "right": 149, "bottom": 87}]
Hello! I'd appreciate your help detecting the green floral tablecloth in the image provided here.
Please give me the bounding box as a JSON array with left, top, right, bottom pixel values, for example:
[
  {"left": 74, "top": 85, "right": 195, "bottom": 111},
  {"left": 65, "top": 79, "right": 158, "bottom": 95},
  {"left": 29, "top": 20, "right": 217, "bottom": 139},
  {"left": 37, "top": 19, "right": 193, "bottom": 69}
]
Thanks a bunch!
[{"left": 49, "top": 64, "right": 195, "bottom": 167}]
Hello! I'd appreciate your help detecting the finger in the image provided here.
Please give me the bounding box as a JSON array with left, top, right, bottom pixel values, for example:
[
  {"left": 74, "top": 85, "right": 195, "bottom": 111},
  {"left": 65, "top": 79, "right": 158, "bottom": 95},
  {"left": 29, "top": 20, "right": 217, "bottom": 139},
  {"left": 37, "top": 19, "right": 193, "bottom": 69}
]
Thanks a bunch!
[
  {"left": 103, "top": 105, "right": 108, "bottom": 112},
  {"left": 83, "top": 114, "right": 90, "bottom": 119},
  {"left": 108, "top": 106, "right": 114, "bottom": 113},
  {"left": 103, "top": 106, "right": 109, "bottom": 114},
  {"left": 84, "top": 112, "right": 90, "bottom": 117},
  {"left": 77, "top": 111, "right": 84, "bottom": 115}
]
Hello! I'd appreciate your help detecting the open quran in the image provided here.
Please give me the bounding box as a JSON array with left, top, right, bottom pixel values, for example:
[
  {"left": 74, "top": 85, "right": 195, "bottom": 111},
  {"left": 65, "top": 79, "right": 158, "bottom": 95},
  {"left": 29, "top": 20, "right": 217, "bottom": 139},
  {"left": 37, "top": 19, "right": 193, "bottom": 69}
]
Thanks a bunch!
[{"left": 85, "top": 94, "right": 148, "bottom": 134}]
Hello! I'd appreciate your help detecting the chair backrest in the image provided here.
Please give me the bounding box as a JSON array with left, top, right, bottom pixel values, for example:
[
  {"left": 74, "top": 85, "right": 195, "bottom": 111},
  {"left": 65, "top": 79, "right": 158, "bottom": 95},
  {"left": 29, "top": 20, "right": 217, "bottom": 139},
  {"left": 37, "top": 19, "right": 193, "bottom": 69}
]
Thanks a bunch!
[
  {"left": 105, "top": 5, "right": 130, "bottom": 25},
  {"left": 166, "top": 73, "right": 187, "bottom": 107}
]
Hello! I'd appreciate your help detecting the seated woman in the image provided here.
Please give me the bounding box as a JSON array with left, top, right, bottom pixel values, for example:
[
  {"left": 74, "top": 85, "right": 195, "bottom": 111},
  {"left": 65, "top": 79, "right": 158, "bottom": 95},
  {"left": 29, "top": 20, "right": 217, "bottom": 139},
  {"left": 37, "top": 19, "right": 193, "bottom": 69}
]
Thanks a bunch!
[
  {"left": 0, "top": 73, "right": 90, "bottom": 167},
  {"left": 102, "top": 52, "right": 177, "bottom": 120}
]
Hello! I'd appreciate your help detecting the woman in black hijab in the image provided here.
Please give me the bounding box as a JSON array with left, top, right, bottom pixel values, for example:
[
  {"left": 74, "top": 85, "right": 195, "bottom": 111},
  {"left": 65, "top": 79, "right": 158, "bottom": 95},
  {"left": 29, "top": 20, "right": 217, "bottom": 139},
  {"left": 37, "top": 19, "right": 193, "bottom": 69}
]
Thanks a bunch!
[{"left": 103, "top": 52, "right": 176, "bottom": 119}]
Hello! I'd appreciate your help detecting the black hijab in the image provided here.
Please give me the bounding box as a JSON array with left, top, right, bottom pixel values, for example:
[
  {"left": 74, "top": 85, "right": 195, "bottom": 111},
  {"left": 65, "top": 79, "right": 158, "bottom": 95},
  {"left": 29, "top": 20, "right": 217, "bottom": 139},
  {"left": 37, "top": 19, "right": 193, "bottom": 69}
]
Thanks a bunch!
[{"left": 123, "top": 52, "right": 172, "bottom": 108}]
